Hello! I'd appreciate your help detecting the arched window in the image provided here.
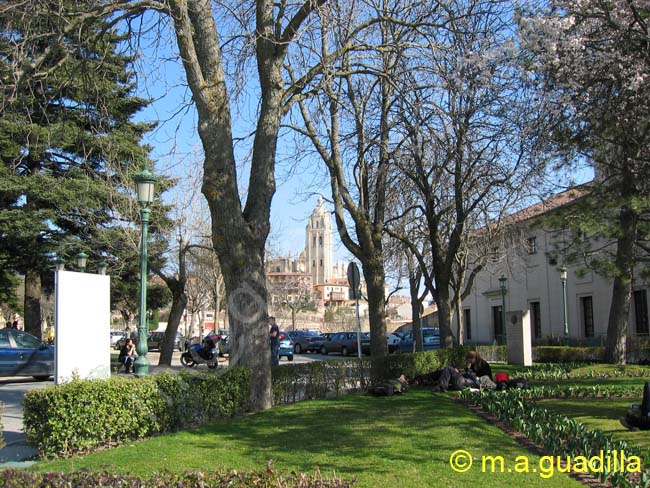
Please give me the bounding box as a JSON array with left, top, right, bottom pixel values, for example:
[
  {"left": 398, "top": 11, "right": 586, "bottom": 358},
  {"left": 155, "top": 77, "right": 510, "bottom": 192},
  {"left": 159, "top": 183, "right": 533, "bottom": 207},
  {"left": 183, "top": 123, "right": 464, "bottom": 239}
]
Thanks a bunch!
[{"left": 319, "top": 236, "right": 322, "bottom": 247}]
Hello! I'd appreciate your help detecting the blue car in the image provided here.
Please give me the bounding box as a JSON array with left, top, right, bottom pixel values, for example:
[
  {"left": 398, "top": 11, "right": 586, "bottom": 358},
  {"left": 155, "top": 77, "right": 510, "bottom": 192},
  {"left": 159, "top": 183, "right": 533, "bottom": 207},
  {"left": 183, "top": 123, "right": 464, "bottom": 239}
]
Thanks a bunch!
[
  {"left": 0, "top": 328, "right": 54, "bottom": 379},
  {"left": 398, "top": 327, "right": 441, "bottom": 353},
  {"left": 278, "top": 331, "right": 294, "bottom": 361}
]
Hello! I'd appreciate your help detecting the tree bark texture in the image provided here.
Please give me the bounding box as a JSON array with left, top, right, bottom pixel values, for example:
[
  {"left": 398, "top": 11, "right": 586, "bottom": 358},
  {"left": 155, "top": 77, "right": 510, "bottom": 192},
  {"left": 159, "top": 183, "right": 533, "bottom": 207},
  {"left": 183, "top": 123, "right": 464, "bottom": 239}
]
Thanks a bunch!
[
  {"left": 159, "top": 281, "right": 187, "bottom": 366},
  {"left": 408, "top": 268, "right": 423, "bottom": 352},
  {"left": 24, "top": 269, "right": 41, "bottom": 339},
  {"left": 362, "top": 257, "right": 388, "bottom": 360},
  {"left": 605, "top": 205, "right": 637, "bottom": 364}
]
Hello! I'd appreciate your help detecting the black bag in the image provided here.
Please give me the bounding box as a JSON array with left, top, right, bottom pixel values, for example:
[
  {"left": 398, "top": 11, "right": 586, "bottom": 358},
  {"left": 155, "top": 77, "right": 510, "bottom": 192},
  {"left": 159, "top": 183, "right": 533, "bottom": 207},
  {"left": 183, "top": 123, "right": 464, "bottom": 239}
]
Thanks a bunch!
[
  {"left": 506, "top": 378, "right": 529, "bottom": 390},
  {"left": 370, "top": 383, "right": 396, "bottom": 396}
]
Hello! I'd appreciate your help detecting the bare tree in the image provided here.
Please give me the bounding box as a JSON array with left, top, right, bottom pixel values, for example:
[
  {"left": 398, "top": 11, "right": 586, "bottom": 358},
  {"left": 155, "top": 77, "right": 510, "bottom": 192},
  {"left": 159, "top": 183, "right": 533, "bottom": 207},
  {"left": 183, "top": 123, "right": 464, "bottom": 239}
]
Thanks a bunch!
[
  {"left": 288, "top": 0, "right": 437, "bottom": 362},
  {"left": 267, "top": 272, "right": 314, "bottom": 330},
  {"left": 2, "top": 0, "right": 351, "bottom": 410},
  {"left": 386, "top": 0, "right": 544, "bottom": 346}
]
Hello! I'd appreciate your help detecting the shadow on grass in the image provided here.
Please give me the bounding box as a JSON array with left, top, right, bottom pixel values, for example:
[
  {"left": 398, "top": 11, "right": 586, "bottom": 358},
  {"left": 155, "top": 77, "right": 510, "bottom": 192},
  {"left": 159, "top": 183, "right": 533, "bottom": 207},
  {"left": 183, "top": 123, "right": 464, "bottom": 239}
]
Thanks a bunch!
[{"left": 538, "top": 397, "right": 650, "bottom": 452}]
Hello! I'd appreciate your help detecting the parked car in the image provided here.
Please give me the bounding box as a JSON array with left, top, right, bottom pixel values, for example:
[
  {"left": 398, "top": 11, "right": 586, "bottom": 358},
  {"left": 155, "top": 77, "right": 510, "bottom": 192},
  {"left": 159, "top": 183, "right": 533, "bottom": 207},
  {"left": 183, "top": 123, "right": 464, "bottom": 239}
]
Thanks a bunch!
[
  {"left": 309, "top": 332, "right": 333, "bottom": 352},
  {"left": 287, "top": 330, "right": 322, "bottom": 354},
  {"left": 110, "top": 330, "right": 126, "bottom": 347},
  {"left": 387, "top": 333, "right": 402, "bottom": 354},
  {"left": 147, "top": 331, "right": 184, "bottom": 351},
  {"left": 0, "top": 328, "right": 54, "bottom": 379},
  {"left": 278, "top": 331, "right": 294, "bottom": 361},
  {"left": 398, "top": 327, "right": 441, "bottom": 353},
  {"left": 217, "top": 334, "right": 230, "bottom": 356},
  {"left": 318, "top": 331, "right": 370, "bottom": 356}
]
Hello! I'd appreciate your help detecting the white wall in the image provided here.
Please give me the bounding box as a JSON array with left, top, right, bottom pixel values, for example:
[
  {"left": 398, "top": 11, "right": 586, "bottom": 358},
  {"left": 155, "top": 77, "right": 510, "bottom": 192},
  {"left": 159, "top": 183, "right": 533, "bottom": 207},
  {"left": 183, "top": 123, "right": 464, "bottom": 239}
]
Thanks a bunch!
[{"left": 55, "top": 270, "right": 111, "bottom": 384}]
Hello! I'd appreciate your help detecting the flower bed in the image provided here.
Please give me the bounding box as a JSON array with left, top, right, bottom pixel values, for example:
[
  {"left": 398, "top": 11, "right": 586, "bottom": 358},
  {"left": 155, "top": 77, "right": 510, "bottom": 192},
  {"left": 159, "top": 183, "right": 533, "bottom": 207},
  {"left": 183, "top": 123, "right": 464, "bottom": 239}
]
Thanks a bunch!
[{"left": 460, "top": 386, "right": 647, "bottom": 488}]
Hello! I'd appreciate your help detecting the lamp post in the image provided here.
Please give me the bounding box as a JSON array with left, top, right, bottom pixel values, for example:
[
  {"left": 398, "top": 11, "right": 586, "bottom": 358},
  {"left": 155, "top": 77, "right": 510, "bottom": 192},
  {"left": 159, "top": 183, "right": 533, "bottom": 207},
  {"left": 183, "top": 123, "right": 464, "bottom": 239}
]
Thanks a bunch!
[
  {"left": 560, "top": 266, "right": 568, "bottom": 343},
  {"left": 97, "top": 260, "right": 108, "bottom": 276},
  {"left": 76, "top": 252, "right": 88, "bottom": 272},
  {"left": 499, "top": 274, "right": 507, "bottom": 344},
  {"left": 54, "top": 257, "right": 65, "bottom": 271},
  {"left": 133, "top": 166, "right": 158, "bottom": 376}
]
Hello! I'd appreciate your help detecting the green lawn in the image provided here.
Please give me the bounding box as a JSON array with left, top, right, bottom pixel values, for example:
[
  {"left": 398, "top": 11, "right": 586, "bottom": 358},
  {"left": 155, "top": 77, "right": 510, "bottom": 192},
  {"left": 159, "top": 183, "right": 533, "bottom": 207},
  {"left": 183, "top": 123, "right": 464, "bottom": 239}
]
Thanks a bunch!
[
  {"left": 538, "top": 397, "right": 650, "bottom": 453},
  {"left": 35, "top": 389, "right": 582, "bottom": 488}
]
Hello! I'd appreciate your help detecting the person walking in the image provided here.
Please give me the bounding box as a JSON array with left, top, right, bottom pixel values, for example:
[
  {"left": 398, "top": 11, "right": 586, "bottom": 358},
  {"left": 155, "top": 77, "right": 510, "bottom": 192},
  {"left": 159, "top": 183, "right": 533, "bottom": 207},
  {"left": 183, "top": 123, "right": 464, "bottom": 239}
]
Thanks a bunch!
[{"left": 269, "top": 316, "right": 280, "bottom": 367}]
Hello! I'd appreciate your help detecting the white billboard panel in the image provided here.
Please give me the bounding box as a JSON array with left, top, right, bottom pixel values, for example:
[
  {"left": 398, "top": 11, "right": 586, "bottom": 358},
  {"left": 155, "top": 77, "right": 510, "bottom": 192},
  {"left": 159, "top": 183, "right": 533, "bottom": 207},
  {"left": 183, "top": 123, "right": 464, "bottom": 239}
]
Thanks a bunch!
[{"left": 55, "top": 270, "right": 111, "bottom": 384}]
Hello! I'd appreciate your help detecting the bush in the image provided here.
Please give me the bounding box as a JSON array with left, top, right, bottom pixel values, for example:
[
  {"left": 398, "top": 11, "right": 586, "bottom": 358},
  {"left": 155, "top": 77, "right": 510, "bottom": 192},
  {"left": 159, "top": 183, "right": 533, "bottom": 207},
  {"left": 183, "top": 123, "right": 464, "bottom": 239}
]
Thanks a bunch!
[
  {"left": 272, "top": 349, "right": 463, "bottom": 405},
  {"left": 0, "top": 464, "right": 355, "bottom": 487},
  {"left": 533, "top": 346, "right": 604, "bottom": 363},
  {"left": 23, "top": 368, "right": 250, "bottom": 458}
]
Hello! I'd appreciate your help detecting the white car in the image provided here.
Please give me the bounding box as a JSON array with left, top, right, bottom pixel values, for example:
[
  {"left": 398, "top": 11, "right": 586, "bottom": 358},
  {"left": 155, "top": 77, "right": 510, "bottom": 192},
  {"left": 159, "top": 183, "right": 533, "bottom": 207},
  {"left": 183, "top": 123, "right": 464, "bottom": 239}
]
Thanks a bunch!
[
  {"left": 387, "top": 333, "right": 402, "bottom": 354},
  {"left": 110, "top": 330, "right": 126, "bottom": 347}
]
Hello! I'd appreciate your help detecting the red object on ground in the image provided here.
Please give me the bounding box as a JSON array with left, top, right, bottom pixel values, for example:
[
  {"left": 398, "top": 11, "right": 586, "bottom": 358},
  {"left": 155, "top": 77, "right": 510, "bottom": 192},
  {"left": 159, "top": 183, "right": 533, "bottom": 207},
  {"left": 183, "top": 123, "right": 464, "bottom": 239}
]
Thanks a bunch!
[{"left": 495, "top": 372, "right": 509, "bottom": 383}]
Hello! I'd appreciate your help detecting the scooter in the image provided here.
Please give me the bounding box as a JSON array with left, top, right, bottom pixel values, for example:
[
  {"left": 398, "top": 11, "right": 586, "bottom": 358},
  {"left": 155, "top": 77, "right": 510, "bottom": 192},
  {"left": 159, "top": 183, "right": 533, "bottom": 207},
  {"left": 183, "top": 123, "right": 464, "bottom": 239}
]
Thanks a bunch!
[{"left": 180, "top": 337, "right": 219, "bottom": 369}]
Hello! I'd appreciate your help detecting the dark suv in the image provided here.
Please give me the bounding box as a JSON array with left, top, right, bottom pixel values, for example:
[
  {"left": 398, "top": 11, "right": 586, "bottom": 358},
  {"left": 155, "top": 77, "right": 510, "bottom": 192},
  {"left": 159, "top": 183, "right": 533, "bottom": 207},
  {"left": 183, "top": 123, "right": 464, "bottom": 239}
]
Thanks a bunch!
[
  {"left": 287, "top": 330, "right": 323, "bottom": 354},
  {"left": 147, "top": 331, "right": 184, "bottom": 351},
  {"left": 319, "top": 331, "right": 370, "bottom": 356}
]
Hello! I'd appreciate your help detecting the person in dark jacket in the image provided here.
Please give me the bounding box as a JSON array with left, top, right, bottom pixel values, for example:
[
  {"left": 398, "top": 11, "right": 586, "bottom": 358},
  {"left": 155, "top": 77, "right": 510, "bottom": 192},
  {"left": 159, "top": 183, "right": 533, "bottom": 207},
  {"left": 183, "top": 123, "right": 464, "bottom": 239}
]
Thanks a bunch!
[
  {"left": 269, "top": 316, "right": 280, "bottom": 367},
  {"left": 119, "top": 338, "right": 137, "bottom": 373},
  {"left": 620, "top": 381, "right": 650, "bottom": 430},
  {"left": 466, "top": 351, "right": 493, "bottom": 380}
]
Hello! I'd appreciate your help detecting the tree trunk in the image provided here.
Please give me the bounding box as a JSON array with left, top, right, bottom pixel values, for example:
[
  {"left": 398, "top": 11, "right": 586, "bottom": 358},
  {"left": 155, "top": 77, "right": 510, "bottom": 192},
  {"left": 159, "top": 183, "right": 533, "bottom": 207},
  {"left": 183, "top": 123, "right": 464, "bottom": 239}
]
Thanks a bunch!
[
  {"left": 362, "top": 258, "right": 388, "bottom": 359},
  {"left": 24, "top": 269, "right": 41, "bottom": 339},
  {"left": 222, "top": 257, "right": 271, "bottom": 411},
  {"left": 455, "top": 293, "right": 464, "bottom": 346},
  {"left": 159, "top": 283, "right": 187, "bottom": 366},
  {"left": 605, "top": 205, "right": 637, "bottom": 364},
  {"left": 291, "top": 307, "right": 296, "bottom": 331},
  {"left": 435, "top": 286, "right": 455, "bottom": 348},
  {"left": 409, "top": 271, "right": 423, "bottom": 352}
]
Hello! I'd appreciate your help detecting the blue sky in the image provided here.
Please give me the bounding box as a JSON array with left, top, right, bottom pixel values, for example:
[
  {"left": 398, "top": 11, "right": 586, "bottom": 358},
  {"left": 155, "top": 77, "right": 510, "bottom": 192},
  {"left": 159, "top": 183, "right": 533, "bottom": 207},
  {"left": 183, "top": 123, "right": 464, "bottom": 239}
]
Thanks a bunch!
[{"left": 131, "top": 49, "right": 350, "bottom": 262}]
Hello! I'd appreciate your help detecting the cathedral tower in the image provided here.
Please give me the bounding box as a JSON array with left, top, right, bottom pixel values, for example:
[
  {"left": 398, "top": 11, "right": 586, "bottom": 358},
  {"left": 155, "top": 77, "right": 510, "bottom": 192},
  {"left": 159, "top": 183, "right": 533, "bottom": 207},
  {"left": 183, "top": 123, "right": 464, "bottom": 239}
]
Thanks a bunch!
[{"left": 305, "top": 196, "right": 333, "bottom": 286}]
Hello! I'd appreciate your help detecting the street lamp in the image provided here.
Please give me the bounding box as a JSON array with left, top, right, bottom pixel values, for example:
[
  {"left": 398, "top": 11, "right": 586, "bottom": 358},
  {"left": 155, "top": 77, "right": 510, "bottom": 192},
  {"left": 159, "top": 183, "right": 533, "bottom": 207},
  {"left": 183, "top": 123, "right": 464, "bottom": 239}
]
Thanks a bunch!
[
  {"left": 560, "top": 266, "right": 569, "bottom": 343},
  {"left": 76, "top": 252, "right": 88, "bottom": 272},
  {"left": 499, "top": 274, "right": 507, "bottom": 344},
  {"left": 133, "top": 166, "right": 158, "bottom": 376},
  {"left": 97, "top": 260, "right": 108, "bottom": 276},
  {"left": 54, "top": 257, "right": 65, "bottom": 271}
]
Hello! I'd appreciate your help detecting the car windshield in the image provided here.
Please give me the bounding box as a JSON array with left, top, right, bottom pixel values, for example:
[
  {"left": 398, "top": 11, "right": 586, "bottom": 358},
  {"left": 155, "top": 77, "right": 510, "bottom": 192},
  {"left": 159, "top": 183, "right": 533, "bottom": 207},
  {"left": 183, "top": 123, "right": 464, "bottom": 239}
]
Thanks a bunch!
[
  {"left": 13, "top": 331, "right": 41, "bottom": 349},
  {"left": 423, "top": 329, "right": 440, "bottom": 337},
  {"left": 303, "top": 331, "right": 320, "bottom": 337}
]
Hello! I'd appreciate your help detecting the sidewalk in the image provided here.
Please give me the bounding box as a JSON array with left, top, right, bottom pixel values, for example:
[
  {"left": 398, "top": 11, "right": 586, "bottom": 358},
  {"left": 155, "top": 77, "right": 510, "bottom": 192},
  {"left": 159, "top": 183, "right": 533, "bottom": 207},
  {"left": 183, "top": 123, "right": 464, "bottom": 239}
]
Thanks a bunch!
[
  {"left": 0, "top": 378, "right": 41, "bottom": 467},
  {"left": 0, "top": 353, "right": 209, "bottom": 468}
]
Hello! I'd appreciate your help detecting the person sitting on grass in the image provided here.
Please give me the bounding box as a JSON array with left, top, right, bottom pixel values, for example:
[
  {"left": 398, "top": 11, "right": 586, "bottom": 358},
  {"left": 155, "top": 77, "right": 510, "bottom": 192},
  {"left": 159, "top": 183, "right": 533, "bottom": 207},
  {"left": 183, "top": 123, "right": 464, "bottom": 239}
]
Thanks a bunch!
[
  {"left": 466, "top": 351, "right": 493, "bottom": 381},
  {"left": 428, "top": 352, "right": 495, "bottom": 392},
  {"left": 620, "top": 381, "right": 650, "bottom": 431}
]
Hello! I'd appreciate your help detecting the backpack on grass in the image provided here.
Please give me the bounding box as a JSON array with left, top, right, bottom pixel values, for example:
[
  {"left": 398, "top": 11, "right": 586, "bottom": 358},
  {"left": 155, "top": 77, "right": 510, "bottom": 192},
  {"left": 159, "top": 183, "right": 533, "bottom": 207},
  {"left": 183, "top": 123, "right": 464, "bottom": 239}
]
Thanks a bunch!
[{"left": 369, "top": 379, "right": 408, "bottom": 396}]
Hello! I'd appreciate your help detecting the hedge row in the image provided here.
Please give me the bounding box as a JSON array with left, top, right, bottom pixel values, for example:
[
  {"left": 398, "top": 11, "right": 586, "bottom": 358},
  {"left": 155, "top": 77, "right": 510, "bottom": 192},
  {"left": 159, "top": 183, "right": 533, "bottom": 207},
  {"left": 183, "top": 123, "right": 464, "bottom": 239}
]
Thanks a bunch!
[
  {"left": 533, "top": 346, "right": 604, "bottom": 363},
  {"left": 23, "top": 368, "right": 250, "bottom": 458},
  {"left": 464, "top": 345, "right": 605, "bottom": 363},
  {"left": 0, "top": 464, "right": 354, "bottom": 488},
  {"left": 272, "top": 348, "right": 467, "bottom": 404}
]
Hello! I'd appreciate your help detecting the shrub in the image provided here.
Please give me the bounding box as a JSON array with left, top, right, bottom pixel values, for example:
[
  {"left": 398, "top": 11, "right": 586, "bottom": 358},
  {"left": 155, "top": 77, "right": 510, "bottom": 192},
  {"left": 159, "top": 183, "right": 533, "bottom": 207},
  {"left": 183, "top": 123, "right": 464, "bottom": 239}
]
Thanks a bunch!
[
  {"left": 272, "top": 349, "right": 462, "bottom": 405},
  {"left": 23, "top": 368, "right": 251, "bottom": 458},
  {"left": 533, "top": 346, "right": 605, "bottom": 363},
  {"left": 0, "top": 464, "right": 355, "bottom": 487}
]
